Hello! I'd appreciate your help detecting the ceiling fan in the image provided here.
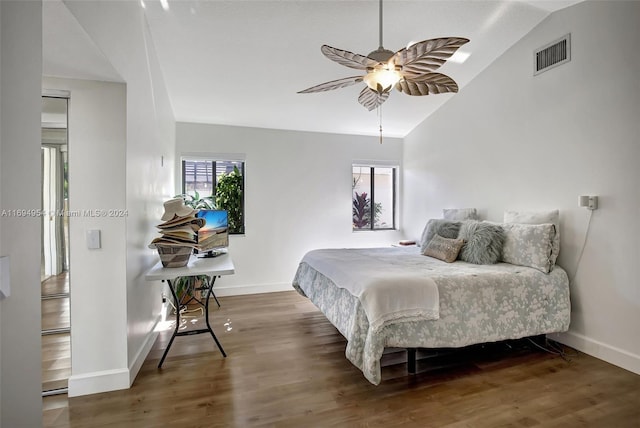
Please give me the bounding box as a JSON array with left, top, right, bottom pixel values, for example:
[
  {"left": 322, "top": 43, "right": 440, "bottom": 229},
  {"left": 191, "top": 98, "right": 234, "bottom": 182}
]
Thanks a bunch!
[{"left": 298, "top": 0, "right": 470, "bottom": 112}]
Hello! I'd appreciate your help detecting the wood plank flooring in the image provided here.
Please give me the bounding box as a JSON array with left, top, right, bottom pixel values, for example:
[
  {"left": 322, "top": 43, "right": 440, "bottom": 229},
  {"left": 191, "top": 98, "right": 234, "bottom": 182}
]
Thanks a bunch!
[
  {"left": 43, "top": 291, "right": 640, "bottom": 427},
  {"left": 42, "top": 272, "right": 71, "bottom": 393}
]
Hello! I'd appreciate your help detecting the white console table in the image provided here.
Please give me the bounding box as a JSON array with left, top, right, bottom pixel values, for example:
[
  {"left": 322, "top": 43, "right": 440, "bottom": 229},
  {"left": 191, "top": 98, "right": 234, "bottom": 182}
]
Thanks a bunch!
[{"left": 145, "top": 254, "right": 235, "bottom": 367}]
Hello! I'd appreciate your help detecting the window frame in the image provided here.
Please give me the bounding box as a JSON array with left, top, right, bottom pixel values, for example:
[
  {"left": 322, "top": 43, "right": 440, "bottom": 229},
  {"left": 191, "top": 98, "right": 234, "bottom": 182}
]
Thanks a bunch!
[
  {"left": 352, "top": 162, "right": 398, "bottom": 231},
  {"left": 180, "top": 155, "right": 246, "bottom": 235}
]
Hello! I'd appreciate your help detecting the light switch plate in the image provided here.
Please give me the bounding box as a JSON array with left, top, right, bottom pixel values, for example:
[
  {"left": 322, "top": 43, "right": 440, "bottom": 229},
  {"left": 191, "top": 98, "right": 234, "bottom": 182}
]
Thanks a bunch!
[
  {"left": 0, "top": 256, "right": 10, "bottom": 299},
  {"left": 86, "top": 229, "right": 101, "bottom": 249}
]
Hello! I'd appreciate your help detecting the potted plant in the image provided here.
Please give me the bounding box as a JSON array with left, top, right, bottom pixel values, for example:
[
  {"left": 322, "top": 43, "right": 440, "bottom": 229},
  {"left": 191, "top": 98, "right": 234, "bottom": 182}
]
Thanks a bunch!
[{"left": 173, "top": 275, "right": 210, "bottom": 308}]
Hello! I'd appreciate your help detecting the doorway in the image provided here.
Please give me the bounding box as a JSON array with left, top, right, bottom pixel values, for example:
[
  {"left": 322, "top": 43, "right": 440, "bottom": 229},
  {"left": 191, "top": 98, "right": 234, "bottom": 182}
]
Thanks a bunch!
[{"left": 41, "top": 94, "right": 71, "bottom": 396}]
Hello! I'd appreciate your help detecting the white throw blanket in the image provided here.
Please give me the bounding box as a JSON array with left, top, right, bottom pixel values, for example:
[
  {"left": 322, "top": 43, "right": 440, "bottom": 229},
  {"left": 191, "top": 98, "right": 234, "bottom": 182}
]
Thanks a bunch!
[{"left": 301, "top": 248, "right": 439, "bottom": 331}]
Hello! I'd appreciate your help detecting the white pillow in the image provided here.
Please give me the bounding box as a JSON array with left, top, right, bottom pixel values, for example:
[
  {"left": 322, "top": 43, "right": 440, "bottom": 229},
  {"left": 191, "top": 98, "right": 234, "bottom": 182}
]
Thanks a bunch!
[
  {"left": 504, "top": 210, "right": 560, "bottom": 268},
  {"left": 500, "top": 223, "right": 555, "bottom": 273},
  {"left": 443, "top": 208, "right": 479, "bottom": 221}
]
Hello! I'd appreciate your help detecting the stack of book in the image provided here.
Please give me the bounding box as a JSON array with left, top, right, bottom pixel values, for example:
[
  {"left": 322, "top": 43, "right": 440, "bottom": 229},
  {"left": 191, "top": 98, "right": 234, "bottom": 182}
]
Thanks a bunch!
[{"left": 150, "top": 215, "right": 205, "bottom": 248}]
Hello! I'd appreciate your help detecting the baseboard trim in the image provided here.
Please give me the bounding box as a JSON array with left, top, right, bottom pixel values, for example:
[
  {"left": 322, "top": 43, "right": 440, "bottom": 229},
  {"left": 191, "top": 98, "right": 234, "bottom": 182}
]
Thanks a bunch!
[
  {"left": 68, "top": 368, "right": 130, "bottom": 397},
  {"left": 549, "top": 331, "right": 640, "bottom": 375},
  {"left": 68, "top": 315, "right": 162, "bottom": 397},
  {"left": 214, "top": 282, "right": 292, "bottom": 297},
  {"left": 128, "top": 316, "right": 161, "bottom": 386}
]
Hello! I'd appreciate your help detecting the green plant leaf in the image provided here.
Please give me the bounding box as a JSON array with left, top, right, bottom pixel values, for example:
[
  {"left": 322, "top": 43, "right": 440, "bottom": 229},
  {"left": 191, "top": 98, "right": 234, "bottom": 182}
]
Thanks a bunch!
[{"left": 215, "top": 166, "right": 244, "bottom": 233}]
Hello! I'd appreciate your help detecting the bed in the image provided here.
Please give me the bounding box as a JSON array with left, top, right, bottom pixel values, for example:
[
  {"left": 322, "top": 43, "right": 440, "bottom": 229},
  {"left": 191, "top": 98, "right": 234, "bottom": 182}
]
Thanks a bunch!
[{"left": 292, "top": 214, "right": 571, "bottom": 385}]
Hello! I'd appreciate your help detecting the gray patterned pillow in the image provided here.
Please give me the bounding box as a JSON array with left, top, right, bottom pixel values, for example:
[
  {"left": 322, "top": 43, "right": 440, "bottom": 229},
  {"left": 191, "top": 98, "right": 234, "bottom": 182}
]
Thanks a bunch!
[
  {"left": 419, "top": 219, "right": 462, "bottom": 253},
  {"left": 458, "top": 221, "right": 505, "bottom": 264},
  {"left": 501, "top": 222, "right": 555, "bottom": 273},
  {"left": 422, "top": 234, "right": 465, "bottom": 263},
  {"left": 504, "top": 210, "right": 560, "bottom": 268}
]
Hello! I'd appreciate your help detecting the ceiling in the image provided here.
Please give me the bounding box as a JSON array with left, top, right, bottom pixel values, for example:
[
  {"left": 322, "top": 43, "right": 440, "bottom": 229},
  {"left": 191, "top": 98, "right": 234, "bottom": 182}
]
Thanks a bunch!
[{"left": 43, "top": 0, "right": 582, "bottom": 138}]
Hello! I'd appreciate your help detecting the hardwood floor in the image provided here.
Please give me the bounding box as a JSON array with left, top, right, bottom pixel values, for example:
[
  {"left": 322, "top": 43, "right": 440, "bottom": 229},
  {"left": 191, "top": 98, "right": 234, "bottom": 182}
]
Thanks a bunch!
[
  {"left": 42, "top": 272, "right": 71, "bottom": 393},
  {"left": 43, "top": 291, "right": 640, "bottom": 427},
  {"left": 42, "top": 272, "right": 70, "bottom": 296},
  {"left": 42, "top": 333, "right": 71, "bottom": 392}
]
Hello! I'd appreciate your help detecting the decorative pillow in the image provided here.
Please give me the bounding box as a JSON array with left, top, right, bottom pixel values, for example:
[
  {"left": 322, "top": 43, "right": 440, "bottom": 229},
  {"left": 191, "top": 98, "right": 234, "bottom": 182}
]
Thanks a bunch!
[
  {"left": 500, "top": 222, "right": 555, "bottom": 273},
  {"left": 504, "top": 210, "right": 560, "bottom": 268},
  {"left": 422, "top": 234, "right": 465, "bottom": 263},
  {"left": 443, "top": 208, "right": 480, "bottom": 221},
  {"left": 419, "top": 219, "right": 462, "bottom": 253},
  {"left": 457, "top": 221, "right": 505, "bottom": 264}
]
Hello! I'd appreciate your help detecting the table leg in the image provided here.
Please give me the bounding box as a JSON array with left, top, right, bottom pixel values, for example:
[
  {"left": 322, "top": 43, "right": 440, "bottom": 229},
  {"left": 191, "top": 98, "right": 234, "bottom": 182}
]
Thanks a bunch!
[
  {"left": 205, "top": 276, "right": 226, "bottom": 357},
  {"left": 204, "top": 275, "right": 221, "bottom": 308},
  {"left": 158, "top": 278, "right": 180, "bottom": 368}
]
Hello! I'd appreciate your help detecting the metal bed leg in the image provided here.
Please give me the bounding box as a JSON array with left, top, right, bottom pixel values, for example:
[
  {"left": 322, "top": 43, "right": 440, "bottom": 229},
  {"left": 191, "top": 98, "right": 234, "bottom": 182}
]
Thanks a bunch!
[{"left": 407, "top": 348, "right": 417, "bottom": 374}]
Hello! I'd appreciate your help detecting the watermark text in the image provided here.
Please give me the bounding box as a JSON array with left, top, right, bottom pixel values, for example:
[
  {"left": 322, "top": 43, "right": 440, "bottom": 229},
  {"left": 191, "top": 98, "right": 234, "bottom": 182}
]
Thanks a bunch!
[{"left": 1, "top": 209, "right": 128, "bottom": 218}]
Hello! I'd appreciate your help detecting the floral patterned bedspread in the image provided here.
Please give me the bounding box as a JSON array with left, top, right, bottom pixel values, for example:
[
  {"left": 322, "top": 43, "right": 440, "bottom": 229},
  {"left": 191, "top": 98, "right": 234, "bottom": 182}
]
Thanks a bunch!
[{"left": 292, "top": 246, "right": 571, "bottom": 385}]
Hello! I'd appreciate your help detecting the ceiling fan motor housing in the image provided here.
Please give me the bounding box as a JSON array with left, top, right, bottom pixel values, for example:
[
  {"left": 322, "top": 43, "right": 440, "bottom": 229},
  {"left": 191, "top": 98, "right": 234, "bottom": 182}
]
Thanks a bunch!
[{"left": 367, "top": 47, "right": 395, "bottom": 62}]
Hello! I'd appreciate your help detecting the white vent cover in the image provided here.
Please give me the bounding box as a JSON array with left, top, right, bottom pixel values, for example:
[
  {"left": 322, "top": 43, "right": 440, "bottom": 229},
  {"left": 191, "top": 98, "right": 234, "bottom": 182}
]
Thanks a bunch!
[{"left": 534, "top": 34, "right": 571, "bottom": 75}]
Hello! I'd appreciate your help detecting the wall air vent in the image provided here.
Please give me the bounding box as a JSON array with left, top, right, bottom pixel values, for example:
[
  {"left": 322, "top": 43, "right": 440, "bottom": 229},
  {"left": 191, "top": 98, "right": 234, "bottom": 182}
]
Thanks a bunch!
[{"left": 534, "top": 34, "right": 571, "bottom": 75}]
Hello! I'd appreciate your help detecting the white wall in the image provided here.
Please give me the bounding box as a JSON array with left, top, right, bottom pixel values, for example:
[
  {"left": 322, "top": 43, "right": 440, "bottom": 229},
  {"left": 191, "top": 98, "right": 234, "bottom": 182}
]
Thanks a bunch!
[
  {"left": 42, "top": 77, "right": 130, "bottom": 396},
  {"left": 61, "top": 1, "right": 175, "bottom": 395},
  {"left": 0, "top": 1, "right": 43, "bottom": 427},
  {"left": 177, "top": 123, "right": 404, "bottom": 295},
  {"left": 403, "top": 1, "right": 640, "bottom": 374}
]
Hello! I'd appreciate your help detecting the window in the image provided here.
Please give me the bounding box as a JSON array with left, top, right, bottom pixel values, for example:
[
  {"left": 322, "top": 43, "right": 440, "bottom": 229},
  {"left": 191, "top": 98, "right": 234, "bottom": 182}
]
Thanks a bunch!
[
  {"left": 352, "top": 165, "right": 396, "bottom": 230},
  {"left": 182, "top": 158, "right": 245, "bottom": 234}
]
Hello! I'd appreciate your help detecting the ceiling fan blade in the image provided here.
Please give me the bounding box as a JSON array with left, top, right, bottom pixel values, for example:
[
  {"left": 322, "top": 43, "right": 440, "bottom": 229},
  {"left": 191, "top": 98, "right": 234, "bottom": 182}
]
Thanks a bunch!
[
  {"left": 298, "top": 76, "right": 364, "bottom": 94},
  {"left": 321, "top": 45, "right": 379, "bottom": 70},
  {"left": 396, "top": 73, "right": 459, "bottom": 96},
  {"left": 358, "top": 87, "right": 390, "bottom": 111},
  {"left": 394, "top": 37, "right": 469, "bottom": 78}
]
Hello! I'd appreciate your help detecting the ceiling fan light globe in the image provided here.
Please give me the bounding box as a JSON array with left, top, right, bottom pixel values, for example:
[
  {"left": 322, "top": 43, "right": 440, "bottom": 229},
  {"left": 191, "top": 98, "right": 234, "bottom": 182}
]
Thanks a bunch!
[{"left": 363, "top": 68, "right": 402, "bottom": 94}]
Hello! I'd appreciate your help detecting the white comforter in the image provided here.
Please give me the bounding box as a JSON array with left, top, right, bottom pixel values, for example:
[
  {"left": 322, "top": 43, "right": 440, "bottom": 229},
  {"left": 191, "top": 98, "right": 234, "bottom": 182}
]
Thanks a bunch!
[
  {"left": 301, "top": 248, "right": 439, "bottom": 332},
  {"left": 294, "top": 246, "right": 571, "bottom": 384}
]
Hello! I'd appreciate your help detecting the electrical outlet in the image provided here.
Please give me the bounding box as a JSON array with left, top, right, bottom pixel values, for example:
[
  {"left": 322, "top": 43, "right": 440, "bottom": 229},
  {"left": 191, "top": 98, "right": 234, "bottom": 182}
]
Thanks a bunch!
[{"left": 579, "top": 195, "right": 598, "bottom": 210}]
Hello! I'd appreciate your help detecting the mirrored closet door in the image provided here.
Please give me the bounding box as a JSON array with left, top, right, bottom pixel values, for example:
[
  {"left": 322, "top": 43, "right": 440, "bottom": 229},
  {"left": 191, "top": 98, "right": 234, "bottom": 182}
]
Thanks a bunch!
[{"left": 41, "top": 93, "right": 71, "bottom": 396}]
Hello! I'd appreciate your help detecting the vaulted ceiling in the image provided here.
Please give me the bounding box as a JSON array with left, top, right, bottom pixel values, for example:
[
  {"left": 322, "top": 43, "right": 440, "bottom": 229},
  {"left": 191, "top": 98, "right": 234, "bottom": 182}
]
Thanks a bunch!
[{"left": 43, "top": 0, "right": 582, "bottom": 137}]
